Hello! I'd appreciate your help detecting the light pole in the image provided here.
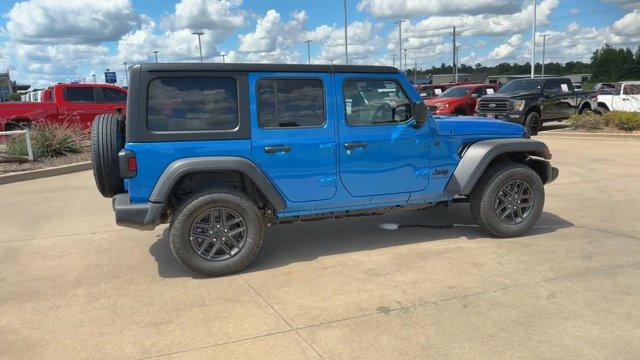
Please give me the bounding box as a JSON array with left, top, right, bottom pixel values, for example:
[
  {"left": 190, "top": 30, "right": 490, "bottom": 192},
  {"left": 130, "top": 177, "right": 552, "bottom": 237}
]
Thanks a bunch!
[
  {"left": 343, "top": 0, "right": 348, "bottom": 65},
  {"left": 122, "top": 61, "right": 128, "bottom": 87},
  {"left": 539, "top": 34, "right": 550, "bottom": 77},
  {"left": 450, "top": 26, "right": 462, "bottom": 83},
  {"left": 403, "top": 48, "right": 408, "bottom": 72},
  {"left": 192, "top": 31, "right": 205, "bottom": 63},
  {"left": 305, "top": 40, "right": 312, "bottom": 65},
  {"left": 220, "top": 52, "right": 226, "bottom": 63},
  {"left": 414, "top": 59, "right": 418, "bottom": 83},
  {"left": 394, "top": 19, "right": 407, "bottom": 71},
  {"left": 153, "top": 51, "right": 158, "bottom": 63},
  {"left": 330, "top": 59, "right": 335, "bottom": 65},
  {"left": 531, "top": 0, "right": 537, "bottom": 78},
  {"left": 455, "top": 45, "right": 462, "bottom": 82},
  {"left": 392, "top": 54, "right": 396, "bottom": 67}
]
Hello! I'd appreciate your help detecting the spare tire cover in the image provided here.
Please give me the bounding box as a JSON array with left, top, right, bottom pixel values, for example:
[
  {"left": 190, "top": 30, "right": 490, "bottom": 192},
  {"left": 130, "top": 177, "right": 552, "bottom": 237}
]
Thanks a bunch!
[{"left": 91, "top": 113, "right": 125, "bottom": 198}]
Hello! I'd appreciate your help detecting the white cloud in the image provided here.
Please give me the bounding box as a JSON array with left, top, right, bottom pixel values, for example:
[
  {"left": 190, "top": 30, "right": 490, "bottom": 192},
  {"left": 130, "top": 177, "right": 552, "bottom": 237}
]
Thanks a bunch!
[
  {"left": 602, "top": 0, "right": 640, "bottom": 10},
  {"left": 489, "top": 34, "right": 522, "bottom": 59},
  {"left": 356, "top": 0, "right": 521, "bottom": 18},
  {"left": 612, "top": 10, "right": 640, "bottom": 36},
  {"left": 309, "top": 21, "right": 382, "bottom": 64},
  {"left": 6, "top": 0, "right": 141, "bottom": 44},
  {"left": 238, "top": 10, "right": 307, "bottom": 53}
]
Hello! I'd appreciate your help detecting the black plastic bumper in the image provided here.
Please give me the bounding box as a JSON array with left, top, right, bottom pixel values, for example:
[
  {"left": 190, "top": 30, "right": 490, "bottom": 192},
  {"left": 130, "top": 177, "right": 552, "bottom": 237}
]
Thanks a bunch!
[{"left": 112, "top": 193, "right": 164, "bottom": 231}]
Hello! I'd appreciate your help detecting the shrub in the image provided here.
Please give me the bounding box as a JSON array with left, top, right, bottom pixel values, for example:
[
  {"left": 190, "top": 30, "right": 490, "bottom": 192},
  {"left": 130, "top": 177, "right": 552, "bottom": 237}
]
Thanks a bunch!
[
  {"left": 5, "top": 123, "right": 84, "bottom": 159},
  {"left": 568, "top": 113, "right": 605, "bottom": 130},
  {"left": 604, "top": 111, "right": 640, "bottom": 132}
]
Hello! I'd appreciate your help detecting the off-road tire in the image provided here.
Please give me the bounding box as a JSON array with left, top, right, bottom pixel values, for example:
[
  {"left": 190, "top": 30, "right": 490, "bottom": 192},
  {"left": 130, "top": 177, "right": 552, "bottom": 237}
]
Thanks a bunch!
[
  {"left": 470, "top": 162, "right": 545, "bottom": 237},
  {"left": 91, "top": 114, "right": 125, "bottom": 197},
  {"left": 169, "top": 188, "right": 264, "bottom": 276},
  {"left": 594, "top": 106, "right": 609, "bottom": 115},
  {"left": 524, "top": 112, "right": 542, "bottom": 135}
]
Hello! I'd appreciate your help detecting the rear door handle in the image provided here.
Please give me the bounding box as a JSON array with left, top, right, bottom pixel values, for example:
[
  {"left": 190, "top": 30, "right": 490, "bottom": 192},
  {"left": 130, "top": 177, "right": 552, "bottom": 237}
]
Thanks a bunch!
[
  {"left": 264, "top": 145, "right": 291, "bottom": 154},
  {"left": 344, "top": 142, "right": 368, "bottom": 150}
]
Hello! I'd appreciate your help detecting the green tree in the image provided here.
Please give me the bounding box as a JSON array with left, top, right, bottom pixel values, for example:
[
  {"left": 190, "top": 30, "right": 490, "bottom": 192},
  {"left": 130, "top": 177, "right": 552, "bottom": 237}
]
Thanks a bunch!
[
  {"left": 591, "top": 44, "right": 637, "bottom": 82},
  {"left": 8, "top": 93, "right": 21, "bottom": 101}
]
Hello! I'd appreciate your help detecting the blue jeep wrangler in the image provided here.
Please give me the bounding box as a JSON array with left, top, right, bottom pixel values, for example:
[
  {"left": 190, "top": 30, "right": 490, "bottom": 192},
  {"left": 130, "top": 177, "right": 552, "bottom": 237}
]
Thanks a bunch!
[{"left": 91, "top": 63, "right": 558, "bottom": 276}]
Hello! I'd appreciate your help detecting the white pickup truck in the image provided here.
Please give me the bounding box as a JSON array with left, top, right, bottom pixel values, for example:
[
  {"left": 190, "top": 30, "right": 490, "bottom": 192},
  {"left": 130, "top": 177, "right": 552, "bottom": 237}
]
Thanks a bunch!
[{"left": 597, "top": 81, "right": 640, "bottom": 113}]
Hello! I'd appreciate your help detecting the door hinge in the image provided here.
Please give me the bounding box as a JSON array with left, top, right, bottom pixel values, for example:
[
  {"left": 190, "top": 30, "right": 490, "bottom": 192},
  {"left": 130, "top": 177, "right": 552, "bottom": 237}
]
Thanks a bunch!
[{"left": 320, "top": 176, "right": 337, "bottom": 187}]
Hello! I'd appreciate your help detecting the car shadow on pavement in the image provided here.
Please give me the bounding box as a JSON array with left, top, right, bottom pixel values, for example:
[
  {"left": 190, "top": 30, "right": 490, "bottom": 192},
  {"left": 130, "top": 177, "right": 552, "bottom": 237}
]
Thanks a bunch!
[{"left": 149, "top": 204, "right": 573, "bottom": 278}]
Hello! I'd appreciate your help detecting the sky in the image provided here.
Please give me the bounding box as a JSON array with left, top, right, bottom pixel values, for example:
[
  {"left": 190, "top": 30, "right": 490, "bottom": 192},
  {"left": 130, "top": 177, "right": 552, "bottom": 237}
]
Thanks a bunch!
[{"left": 0, "top": 0, "right": 639, "bottom": 89}]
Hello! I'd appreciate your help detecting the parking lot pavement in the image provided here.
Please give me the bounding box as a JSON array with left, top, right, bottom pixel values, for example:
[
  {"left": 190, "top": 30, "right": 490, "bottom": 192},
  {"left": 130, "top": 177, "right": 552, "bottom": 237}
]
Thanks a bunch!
[{"left": 1, "top": 137, "right": 639, "bottom": 359}]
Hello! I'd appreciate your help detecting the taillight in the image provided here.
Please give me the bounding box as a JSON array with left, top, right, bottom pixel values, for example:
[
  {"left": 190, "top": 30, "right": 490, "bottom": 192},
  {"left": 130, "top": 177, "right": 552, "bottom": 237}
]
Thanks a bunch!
[
  {"left": 118, "top": 149, "right": 137, "bottom": 178},
  {"left": 127, "top": 156, "right": 137, "bottom": 172}
]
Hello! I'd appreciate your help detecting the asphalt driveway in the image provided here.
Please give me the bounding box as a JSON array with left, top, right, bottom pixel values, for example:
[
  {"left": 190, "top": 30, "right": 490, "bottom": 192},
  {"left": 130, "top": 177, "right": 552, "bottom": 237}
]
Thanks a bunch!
[{"left": 1, "top": 137, "right": 639, "bottom": 359}]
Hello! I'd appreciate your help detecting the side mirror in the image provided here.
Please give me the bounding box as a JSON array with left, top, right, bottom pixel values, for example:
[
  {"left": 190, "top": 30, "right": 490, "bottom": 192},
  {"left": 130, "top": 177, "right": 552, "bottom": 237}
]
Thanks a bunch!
[
  {"left": 413, "top": 101, "right": 428, "bottom": 128},
  {"left": 544, "top": 90, "right": 555, "bottom": 98},
  {"left": 471, "top": 93, "right": 479, "bottom": 99}
]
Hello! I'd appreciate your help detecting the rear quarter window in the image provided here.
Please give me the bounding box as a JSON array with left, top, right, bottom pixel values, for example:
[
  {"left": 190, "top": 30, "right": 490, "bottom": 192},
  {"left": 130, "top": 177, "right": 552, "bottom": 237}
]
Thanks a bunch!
[{"left": 147, "top": 77, "right": 239, "bottom": 131}]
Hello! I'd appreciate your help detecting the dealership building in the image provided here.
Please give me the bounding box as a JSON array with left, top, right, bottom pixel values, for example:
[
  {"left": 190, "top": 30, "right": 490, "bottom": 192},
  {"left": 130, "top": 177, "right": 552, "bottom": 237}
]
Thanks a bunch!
[{"left": 0, "top": 71, "right": 30, "bottom": 101}]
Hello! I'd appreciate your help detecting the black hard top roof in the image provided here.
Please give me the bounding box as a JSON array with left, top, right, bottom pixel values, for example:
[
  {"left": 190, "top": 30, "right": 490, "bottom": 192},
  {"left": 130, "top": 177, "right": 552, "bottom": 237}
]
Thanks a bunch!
[{"left": 138, "top": 63, "right": 400, "bottom": 74}]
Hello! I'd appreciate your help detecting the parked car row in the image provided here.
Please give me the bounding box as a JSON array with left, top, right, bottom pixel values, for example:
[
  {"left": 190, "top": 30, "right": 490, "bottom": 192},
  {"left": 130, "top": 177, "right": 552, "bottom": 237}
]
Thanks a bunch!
[
  {"left": 419, "top": 77, "right": 601, "bottom": 135},
  {"left": 0, "top": 83, "right": 127, "bottom": 131}
]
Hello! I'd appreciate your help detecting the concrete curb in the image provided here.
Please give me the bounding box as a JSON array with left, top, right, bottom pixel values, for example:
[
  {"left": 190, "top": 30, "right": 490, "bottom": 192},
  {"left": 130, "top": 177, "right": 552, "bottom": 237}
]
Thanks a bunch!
[
  {"left": 537, "top": 131, "right": 640, "bottom": 140},
  {"left": 0, "top": 161, "right": 92, "bottom": 185}
]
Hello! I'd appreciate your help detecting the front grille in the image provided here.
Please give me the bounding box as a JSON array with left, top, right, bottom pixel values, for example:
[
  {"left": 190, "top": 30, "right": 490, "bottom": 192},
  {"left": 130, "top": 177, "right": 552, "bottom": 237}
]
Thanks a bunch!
[{"left": 478, "top": 99, "right": 512, "bottom": 112}]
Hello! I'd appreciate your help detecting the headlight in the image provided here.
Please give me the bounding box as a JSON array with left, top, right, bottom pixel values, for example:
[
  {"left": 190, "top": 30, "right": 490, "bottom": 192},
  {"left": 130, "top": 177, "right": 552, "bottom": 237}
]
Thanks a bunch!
[
  {"left": 512, "top": 100, "right": 526, "bottom": 111},
  {"left": 437, "top": 103, "right": 449, "bottom": 108}
]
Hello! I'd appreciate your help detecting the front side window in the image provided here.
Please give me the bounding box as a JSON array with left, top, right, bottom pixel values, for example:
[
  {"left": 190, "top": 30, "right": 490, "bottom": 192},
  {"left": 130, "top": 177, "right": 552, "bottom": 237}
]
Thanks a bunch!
[
  {"left": 64, "top": 87, "right": 96, "bottom": 102},
  {"left": 258, "top": 78, "right": 325, "bottom": 128},
  {"left": 545, "top": 81, "right": 561, "bottom": 95},
  {"left": 344, "top": 79, "right": 411, "bottom": 126},
  {"left": 147, "top": 78, "right": 238, "bottom": 131},
  {"left": 623, "top": 85, "right": 640, "bottom": 95},
  {"left": 102, "top": 88, "right": 127, "bottom": 103},
  {"left": 440, "top": 86, "right": 472, "bottom": 98}
]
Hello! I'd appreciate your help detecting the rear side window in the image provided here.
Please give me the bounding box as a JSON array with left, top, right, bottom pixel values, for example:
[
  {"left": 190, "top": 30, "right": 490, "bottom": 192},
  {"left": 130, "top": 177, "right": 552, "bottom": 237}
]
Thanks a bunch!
[
  {"left": 64, "top": 87, "right": 96, "bottom": 102},
  {"left": 257, "top": 78, "right": 325, "bottom": 128},
  {"left": 102, "top": 88, "right": 127, "bottom": 103},
  {"left": 148, "top": 78, "right": 238, "bottom": 131}
]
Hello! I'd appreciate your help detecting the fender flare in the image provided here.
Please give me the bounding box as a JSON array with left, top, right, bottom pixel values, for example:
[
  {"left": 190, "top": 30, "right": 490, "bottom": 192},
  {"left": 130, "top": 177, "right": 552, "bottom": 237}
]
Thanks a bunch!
[
  {"left": 149, "top": 156, "right": 286, "bottom": 211},
  {"left": 444, "top": 138, "right": 552, "bottom": 195}
]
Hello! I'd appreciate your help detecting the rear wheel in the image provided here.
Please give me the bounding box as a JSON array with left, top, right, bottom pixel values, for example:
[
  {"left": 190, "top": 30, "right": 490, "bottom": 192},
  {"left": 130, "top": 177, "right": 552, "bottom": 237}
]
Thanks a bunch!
[
  {"left": 524, "top": 112, "right": 542, "bottom": 135},
  {"left": 169, "top": 188, "right": 264, "bottom": 276},
  {"left": 470, "top": 162, "right": 545, "bottom": 237},
  {"left": 90, "top": 113, "right": 125, "bottom": 198}
]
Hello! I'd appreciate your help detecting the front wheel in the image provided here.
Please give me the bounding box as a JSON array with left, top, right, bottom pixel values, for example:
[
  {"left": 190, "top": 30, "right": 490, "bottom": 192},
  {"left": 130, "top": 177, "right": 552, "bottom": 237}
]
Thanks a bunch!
[
  {"left": 470, "top": 162, "right": 545, "bottom": 237},
  {"left": 169, "top": 188, "right": 264, "bottom": 276},
  {"left": 524, "top": 112, "right": 542, "bottom": 135}
]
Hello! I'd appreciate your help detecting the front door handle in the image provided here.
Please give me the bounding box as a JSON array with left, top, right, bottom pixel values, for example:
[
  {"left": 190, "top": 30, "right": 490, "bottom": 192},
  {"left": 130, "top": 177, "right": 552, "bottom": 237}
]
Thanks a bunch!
[
  {"left": 264, "top": 145, "right": 291, "bottom": 154},
  {"left": 344, "top": 142, "right": 368, "bottom": 150}
]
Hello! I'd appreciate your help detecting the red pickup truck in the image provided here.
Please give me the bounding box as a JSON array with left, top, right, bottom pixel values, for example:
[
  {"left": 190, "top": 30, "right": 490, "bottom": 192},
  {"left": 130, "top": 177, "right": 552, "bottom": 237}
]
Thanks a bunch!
[
  {"left": 0, "top": 83, "right": 127, "bottom": 131},
  {"left": 425, "top": 83, "right": 499, "bottom": 116}
]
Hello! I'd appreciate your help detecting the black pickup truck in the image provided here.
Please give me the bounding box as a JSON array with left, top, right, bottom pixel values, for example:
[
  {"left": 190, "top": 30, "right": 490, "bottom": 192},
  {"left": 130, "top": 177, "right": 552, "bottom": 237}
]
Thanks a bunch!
[{"left": 475, "top": 77, "right": 598, "bottom": 135}]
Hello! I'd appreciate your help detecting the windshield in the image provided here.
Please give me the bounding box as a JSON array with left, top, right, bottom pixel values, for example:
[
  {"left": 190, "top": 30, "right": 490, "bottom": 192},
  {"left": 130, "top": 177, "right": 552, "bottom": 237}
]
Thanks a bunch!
[
  {"left": 499, "top": 79, "right": 544, "bottom": 94},
  {"left": 440, "top": 86, "right": 471, "bottom": 98}
]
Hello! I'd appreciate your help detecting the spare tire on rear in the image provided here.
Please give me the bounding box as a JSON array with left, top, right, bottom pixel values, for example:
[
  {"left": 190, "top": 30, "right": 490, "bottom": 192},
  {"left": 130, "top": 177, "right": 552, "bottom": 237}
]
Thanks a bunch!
[{"left": 91, "top": 114, "right": 125, "bottom": 198}]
